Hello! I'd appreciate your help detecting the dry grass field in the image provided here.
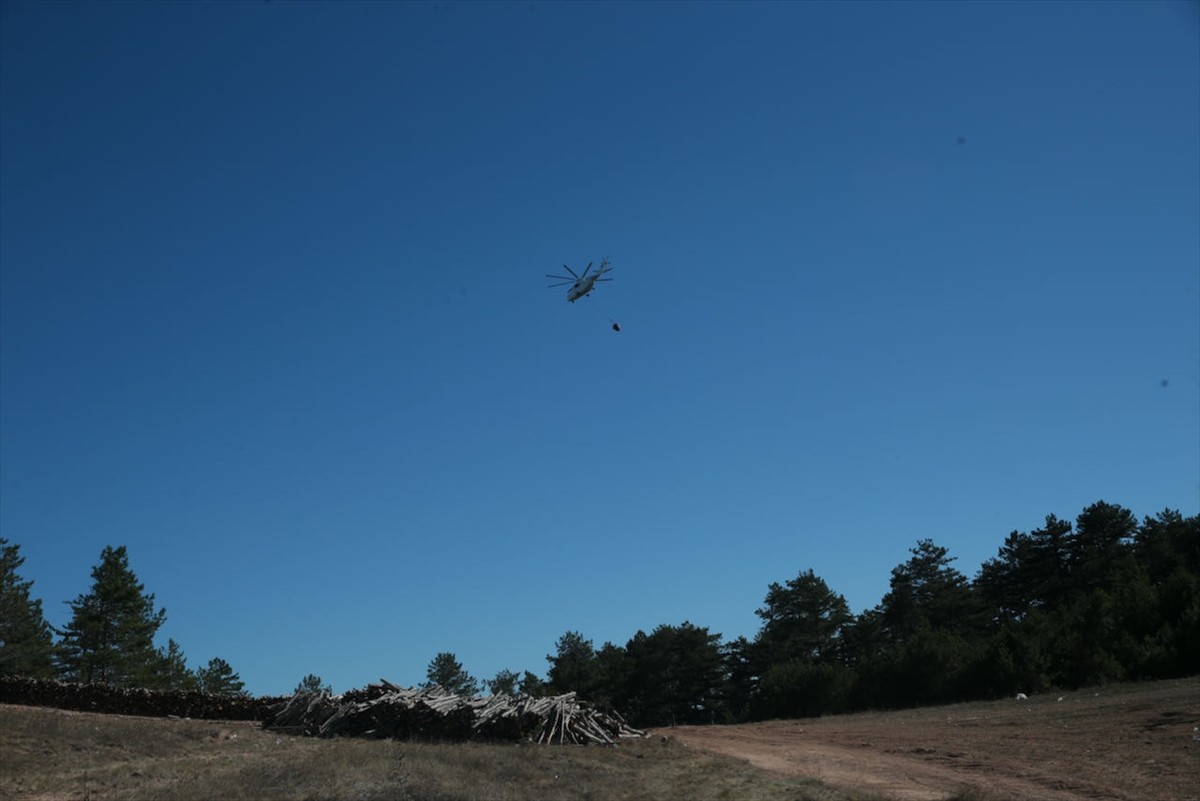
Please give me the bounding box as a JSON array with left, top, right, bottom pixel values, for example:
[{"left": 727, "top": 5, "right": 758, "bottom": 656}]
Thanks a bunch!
[
  {"left": 1, "top": 678, "right": 1195, "bottom": 801},
  {"left": 0, "top": 703, "right": 854, "bottom": 801}
]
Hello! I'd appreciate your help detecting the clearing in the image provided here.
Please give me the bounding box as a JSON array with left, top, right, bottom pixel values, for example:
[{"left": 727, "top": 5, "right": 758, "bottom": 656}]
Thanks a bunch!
[
  {"left": 657, "top": 676, "right": 1199, "bottom": 801},
  {"left": 1, "top": 677, "right": 1195, "bottom": 800}
]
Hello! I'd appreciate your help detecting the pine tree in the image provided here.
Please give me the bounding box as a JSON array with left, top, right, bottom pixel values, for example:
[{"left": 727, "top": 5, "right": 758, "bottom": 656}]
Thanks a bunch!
[
  {"left": 1068, "top": 501, "right": 1138, "bottom": 595},
  {"left": 592, "top": 642, "right": 631, "bottom": 710},
  {"left": 295, "top": 673, "right": 332, "bottom": 695},
  {"left": 0, "top": 539, "right": 55, "bottom": 678},
  {"left": 636, "top": 622, "right": 725, "bottom": 725},
  {"left": 486, "top": 668, "right": 520, "bottom": 697},
  {"left": 195, "top": 657, "right": 247, "bottom": 696},
  {"left": 755, "top": 568, "right": 853, "bottom": 664},
  {"left": 518, "top": 670, "right": 546, "bottom": 696},
  {"left": 55, "top": 545, "right": 167, "bottom": 686},
  {"left": 718, "top": 636, "right": 757, "bottom": 722},
  {"left": 1025, "top": 514, "right": 1074, "bottom": 609},
  {"left": 976, "top": 529, "right": 1039, "bottom": 624},
  {"left": 156, "top": 639, "right": 198, "bottom": 691},
  {"left": 881, "top": 539, "right": 981, "bottom": 641},
  {"left": 423, "top": 652, "right": 478, "bottom": 695},
  {"left": 546, "top": 631, "right": 599, "bottom": 696}
]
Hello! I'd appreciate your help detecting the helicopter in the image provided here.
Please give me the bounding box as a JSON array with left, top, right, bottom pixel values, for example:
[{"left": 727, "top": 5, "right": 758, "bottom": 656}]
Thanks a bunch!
[{"left": 546, "top": 258, "right": 613, "bottom": 303}]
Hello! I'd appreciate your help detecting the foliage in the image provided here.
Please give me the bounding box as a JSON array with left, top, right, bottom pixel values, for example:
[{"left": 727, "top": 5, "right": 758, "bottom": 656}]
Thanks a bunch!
[
  {"left": 155, "top": 639, "right": 198, "bottom": 691},
  {"left": 755, "top": 568, "right": 852, "bottom": 665},
  {"left": 881, "top": 539, "right": 983, "bottom": 642},
  {"left": 0, "top": 539, "right": 55, "bottom": 678},
  {"left": 295, "top": 673, "right": 332, "bottom": 695},
  {"left": 535, "top": 502, "right": 1197, "bottom": 723},
  {"left": 756, "top": 659, "right": 852, "bottom": 719},
  {"left": 486, "top": 668, "right": 520, "bottom": 697},
  {"left": 54, "top": 545, "right": 167, "bottom": 687},
  {"left": 545, "top": 631, "right": 599, "bottom": 696},
  {"left": 423, "top": 651, "right": 478, "bottom": 696},
  {"left": 624, "top": 622, "right": 726, "bottom": 726},
  {"left": 717, "top": 636, "right": 757, "bottom": 722},
  {"left": 195, "top": 657, "right": 247, "bottom": 696},
  {"left": 4, "top": 498, "right": 1194, "bottom": 722},
  {"left": 518, "top": 670, "right": 547, "bottom": 697},
  {"left": 544, "top": 623, "right": 726, "bottom": 727}
]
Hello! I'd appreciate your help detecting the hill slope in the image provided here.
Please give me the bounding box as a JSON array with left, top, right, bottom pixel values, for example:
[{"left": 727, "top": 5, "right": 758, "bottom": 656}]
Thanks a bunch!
[{"left": 659, "top": 677, "right": 1199, "bottom": 801}]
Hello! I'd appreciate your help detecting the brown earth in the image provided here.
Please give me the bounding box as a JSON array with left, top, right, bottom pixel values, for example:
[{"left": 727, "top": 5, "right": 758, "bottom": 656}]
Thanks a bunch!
[{"left": 654, "top": 677, "right": 1200, "bottom": 801}]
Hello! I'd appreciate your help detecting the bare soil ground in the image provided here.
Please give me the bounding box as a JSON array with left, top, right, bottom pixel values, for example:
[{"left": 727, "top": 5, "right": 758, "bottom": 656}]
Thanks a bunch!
[{"left": 656, "top": 677, "right": 1200, "bottom": 801}]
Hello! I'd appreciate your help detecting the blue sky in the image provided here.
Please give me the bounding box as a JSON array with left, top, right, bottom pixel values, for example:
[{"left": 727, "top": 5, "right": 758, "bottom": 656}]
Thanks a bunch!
[{"left": 2, "top": 0, "right": 1197, "bottom": 697}]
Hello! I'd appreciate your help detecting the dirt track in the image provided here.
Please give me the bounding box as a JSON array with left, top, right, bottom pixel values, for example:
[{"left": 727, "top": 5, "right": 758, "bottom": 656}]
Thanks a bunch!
[{"left": 654, "top": 677, "right": 1199, "bottom": 801}]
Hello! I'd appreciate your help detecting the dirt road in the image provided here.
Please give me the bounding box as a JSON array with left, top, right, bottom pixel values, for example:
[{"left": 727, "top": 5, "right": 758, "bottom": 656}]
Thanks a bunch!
[{"left": 654, "top": 677, "right": 1199, "bottom": 801}]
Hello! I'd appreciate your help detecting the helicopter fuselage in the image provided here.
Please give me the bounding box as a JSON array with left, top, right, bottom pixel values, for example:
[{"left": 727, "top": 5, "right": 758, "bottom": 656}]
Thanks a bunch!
[
  {"left": 566, "top": 277, "right": 600, "bottom": 302},
  {"left": 548, "top": 260, "right": 612, "bottom": 302}
]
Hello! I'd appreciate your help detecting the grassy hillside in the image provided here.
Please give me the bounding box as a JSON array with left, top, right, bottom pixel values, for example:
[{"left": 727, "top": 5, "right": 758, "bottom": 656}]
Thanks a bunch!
[
  {"left": 0, "top": 703, "right": 849, "bottom": 801},
  {"left": 5, "top": 678, "right": 1193, "bottom": 801}
]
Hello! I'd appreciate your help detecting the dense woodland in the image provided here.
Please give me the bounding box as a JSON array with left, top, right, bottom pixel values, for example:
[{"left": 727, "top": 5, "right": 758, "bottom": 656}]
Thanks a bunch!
[{"left": 1, "top": 500, "right": 1196, "bottom": 728}]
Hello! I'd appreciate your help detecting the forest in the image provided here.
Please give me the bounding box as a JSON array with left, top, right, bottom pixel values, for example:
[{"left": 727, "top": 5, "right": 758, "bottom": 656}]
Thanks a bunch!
[{"left": 1, "top": 500, "right": 1196, "bottom": 729}]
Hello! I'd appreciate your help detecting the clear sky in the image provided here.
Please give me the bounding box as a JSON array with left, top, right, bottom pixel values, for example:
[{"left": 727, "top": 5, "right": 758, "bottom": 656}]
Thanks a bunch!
[{"left": 2, "top": 0, "right": 1197, "bottom": 697}]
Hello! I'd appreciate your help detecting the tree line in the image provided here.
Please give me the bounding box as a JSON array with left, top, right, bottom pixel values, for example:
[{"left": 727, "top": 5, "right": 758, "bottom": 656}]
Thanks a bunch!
[
  {"left": 2, "top": 500, "right": 1196, "bottom": 728},
  {"left": 0, "top": 540, "right": 540, "bottom": 700},
  {"left": 0, "top": 543, "right": 255, "bottom": 695},
  {"left": 534, "top": 502, "right": 1197, "bottom": 726}
]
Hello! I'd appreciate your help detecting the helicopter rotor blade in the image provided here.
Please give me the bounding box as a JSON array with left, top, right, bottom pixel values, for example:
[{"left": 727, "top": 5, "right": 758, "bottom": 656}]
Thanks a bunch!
[
  {"left": 562, "top": 264, "right": 579, "bottom": 278},
  {"left": 580, "top": 261, "right": 593, "bottom": 278},
  {"left": 547, "top": 281, "right": 574, "bottom": 288}
]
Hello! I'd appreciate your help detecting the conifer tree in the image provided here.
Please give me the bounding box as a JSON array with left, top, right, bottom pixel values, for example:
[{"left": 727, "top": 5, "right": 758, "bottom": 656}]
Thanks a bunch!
[
  {"left": 423, "top": 651, "right": 478, "bottom": 696},
  {"left": 881, "top": 539, "right": 979, "bottom": 640},
  {"left": 756, "top": 568, "right": 853, "bottom": 664},
  {"left": 546, "top": 631, "right": 599, "bottom": 695},
  {"left": 518, "top": 670, "right": 547, "bottom": 697},
  {"left": 486, "top": 668, "right": 520, "bottom": 697},
  {"left": 195, "top": 657, "right": 247, "bottom": 696},
  {"left": 295, "top": 673, "right": 332, "bottom": 694},
  {"left": 55, "top": 545, "right": 167, "bottom": 686},
  {"left": 156, "top": 638, "right": 197, "bottom": 691},
  {"left": 0, "top": 539, "right": 55, "bottom": 678}
]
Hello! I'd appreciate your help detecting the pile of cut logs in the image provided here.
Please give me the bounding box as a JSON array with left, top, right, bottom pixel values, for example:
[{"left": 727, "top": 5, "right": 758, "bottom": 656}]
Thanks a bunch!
[
  {"left": 0, "top": 675, "right": 280, "bottom": 720},
  {"left": 261, "top": 680, "right": 645, "bottom": 745}
]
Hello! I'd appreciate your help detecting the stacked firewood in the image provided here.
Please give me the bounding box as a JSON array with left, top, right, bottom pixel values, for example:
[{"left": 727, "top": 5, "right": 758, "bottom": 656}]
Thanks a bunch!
[
  {"left": 0, "top": 676, "right": 282, "bottom": 720},
  {"left": 262, "top": 680, "right": 645, "bottom": 745}
]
